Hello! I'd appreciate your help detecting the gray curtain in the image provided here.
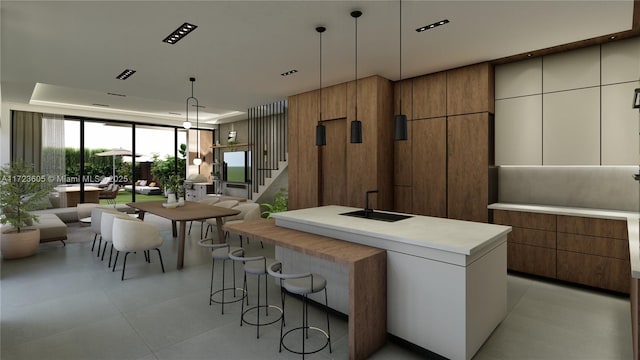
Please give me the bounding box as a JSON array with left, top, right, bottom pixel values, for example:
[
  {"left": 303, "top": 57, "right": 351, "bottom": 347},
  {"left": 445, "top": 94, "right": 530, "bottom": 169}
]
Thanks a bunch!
[
  {"left": 11, "top": 111, "right": 43, "bottom": 169},
  {"left": 41, "top": 114, "right": 66, "bottom": 185}
]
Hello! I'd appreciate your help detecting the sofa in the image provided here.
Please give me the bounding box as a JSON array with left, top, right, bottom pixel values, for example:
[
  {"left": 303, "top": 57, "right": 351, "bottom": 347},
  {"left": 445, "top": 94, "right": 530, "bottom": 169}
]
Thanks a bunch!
[
  {"left": 1, "top": 213, "right": 67, "bottom": 244},
  {"left": 124, "top": 180, "right": 162, "bottom": 195}
]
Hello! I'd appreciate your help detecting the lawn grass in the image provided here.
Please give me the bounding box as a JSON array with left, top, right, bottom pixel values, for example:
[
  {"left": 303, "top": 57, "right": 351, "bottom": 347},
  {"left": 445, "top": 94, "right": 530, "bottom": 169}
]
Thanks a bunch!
[{"left": 99, "top": 191, "right": 166, "bottom": 205}]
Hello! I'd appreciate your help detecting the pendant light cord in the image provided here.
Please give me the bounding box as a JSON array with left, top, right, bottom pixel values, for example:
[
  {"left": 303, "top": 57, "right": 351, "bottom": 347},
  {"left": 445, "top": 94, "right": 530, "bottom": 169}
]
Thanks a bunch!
[
  {"left": 399, "top": 0, "right": 403, "bottom": 112},
  {"left": 187, "top": 78, "right": 200, "bottom": 162},
  {"left": 320, "top": 29, "right": 323, "bottom": 121},
  {"left": 355, "top": 14, "right": 358, "bottom": 121}
]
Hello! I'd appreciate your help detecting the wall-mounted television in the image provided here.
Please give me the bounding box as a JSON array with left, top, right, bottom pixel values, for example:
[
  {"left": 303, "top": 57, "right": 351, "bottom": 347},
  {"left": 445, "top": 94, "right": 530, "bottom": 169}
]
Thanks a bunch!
[{"left": 223, "top": 151, "right": 249, "bottom": 183}]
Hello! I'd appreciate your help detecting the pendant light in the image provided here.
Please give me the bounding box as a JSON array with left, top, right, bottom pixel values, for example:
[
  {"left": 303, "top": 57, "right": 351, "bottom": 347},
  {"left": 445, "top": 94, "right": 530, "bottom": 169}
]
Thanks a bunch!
[
  {"left": 186, "top": 77, "right": 202, "bottom": 166},
  {"left": 315, "top": 26, "right": 327, "bottom": 146},
  {"left": 394, "top": 0, "right": 408, "bottom": 141},
  {"left": 350, "top": 10, "right": 363, "bottom": 144}
]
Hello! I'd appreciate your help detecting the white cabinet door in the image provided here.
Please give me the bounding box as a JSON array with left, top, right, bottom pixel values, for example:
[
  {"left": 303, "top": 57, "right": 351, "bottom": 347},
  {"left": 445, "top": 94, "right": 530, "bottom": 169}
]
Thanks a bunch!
[
  {"left": 602, "top": 82, "right": 640, "bottom": 165},
  {"left": 602, "top": 37, "right": 640, "bottom": 86},
  {"left": 543, "top": 46, "right": 600, "bottom": 93},
  {"left": 543, "top": 88, "right": 600, "bottom": 165},
  {"left": 495, "top": 58, "right": 542, "bottom": 100},
  {"left": 495, "top": 95, "right": 542, "bottom": 165}
]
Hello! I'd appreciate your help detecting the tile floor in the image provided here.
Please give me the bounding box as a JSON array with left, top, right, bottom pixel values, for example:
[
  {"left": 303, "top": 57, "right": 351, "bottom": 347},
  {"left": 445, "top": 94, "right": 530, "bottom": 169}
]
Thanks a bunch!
[{"left": 0, "top": 214, "right": 633, "bottom": 359}]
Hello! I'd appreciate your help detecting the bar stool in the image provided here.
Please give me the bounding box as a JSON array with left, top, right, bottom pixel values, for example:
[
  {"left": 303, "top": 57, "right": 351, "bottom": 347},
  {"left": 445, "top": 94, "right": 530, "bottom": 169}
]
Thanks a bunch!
[
  {"left": 228, "top": 249, "right": 282, "bottom": 339},
  {"left": 197, "top": 238, "right": 245, "bottom": 314},
  {"left": 267, "top": 261, "right": 331, "bottom": 358}
]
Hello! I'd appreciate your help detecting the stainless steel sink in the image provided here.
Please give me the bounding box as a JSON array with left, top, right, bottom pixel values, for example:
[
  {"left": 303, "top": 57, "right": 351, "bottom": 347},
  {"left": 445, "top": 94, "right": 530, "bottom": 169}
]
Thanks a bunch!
[{"left": 339, "top": 210, "right": 413, "bottom": 222}]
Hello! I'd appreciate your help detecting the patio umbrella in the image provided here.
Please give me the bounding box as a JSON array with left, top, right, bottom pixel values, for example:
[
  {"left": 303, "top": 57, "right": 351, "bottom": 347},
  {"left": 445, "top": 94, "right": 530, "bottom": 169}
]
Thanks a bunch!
[{"left": 95, "top": 148, "right": 141, "bottom": 185}]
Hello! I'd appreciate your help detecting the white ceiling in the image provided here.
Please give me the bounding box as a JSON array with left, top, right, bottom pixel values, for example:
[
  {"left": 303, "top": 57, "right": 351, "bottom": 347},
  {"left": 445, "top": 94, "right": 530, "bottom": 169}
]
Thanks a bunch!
[{"left": 1, "top": 0, "right": 635, "bottom": 127}]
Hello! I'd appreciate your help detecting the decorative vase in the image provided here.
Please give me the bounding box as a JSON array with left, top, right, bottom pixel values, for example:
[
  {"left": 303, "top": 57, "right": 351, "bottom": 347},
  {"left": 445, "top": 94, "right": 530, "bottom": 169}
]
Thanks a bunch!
[
  {"left": 1, "top": 228, "right": 40, "bottom": 259},
  {"left": 167, "top": 193, "right": 177, "bottom": 204},
  {"left": 178, "top": 198, "right": 185, "bottom": 206}
]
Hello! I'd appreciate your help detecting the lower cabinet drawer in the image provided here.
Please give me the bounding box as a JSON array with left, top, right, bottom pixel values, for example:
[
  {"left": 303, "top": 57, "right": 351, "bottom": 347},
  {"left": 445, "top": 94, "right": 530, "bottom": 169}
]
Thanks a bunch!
[
  {"left": 557, "top": 232, "right": 629, "bottom": 260},
  {"left": 509, "top": 227, "right": 556, "bottom": 248},
  {"left": 507, "top": 243, "right": 556, "bottom": 279},
  {"left": 557, "top": 250, "right": 630, "bottom": 294}
]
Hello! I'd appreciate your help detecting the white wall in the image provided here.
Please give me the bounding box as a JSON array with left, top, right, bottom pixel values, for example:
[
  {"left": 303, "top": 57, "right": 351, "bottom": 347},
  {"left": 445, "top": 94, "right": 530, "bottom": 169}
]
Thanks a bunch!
[{"left": 495, "top": 37, "right": 640, "bottom": 166}]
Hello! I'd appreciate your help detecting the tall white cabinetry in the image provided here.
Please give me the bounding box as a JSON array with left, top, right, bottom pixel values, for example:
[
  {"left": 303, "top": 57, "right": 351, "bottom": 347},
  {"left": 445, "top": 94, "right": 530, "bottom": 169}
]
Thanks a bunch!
[{"left": 495, "top": 37, "right": 640, "bottom": 166}]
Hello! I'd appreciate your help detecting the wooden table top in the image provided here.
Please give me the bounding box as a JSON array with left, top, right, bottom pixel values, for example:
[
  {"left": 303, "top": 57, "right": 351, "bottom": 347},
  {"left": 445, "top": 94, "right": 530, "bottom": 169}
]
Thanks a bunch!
[
  {"left": 127, "top": 200, "right": 240, "bottom": 221},
  {"left": 224, "top": 219, "right": 385, "bottom": 265}
]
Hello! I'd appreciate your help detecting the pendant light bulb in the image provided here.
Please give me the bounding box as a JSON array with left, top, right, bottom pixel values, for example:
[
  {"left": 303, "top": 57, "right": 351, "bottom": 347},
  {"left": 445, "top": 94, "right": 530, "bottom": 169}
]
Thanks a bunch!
[
  {"left": 183, "top": 121, "right": 192, "bottom": 129},
  {"left": 193, "top": 157, "right": 202, "bottom": 166}
]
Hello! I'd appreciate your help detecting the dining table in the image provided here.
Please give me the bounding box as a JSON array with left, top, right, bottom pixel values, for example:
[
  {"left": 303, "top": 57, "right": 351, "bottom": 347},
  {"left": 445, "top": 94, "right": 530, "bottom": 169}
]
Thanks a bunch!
[{"left": 126, "top": 200, "right": 240, "bottom": 269}]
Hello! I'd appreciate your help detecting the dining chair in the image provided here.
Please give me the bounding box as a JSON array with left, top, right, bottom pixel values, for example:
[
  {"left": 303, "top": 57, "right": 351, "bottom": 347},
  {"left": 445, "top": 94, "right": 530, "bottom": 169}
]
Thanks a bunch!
[{"left": 111, "top": 217, "right": 165, "bottom": 281}]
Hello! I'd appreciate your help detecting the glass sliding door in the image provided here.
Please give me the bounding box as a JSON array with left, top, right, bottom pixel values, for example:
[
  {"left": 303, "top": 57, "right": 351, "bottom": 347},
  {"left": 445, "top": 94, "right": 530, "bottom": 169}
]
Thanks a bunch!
[
  {"left": 135, "top": 125, "right": 186, "bottom": 201},
  {"left": 83, "top": 120, "right": 133, "bottom": 205}
]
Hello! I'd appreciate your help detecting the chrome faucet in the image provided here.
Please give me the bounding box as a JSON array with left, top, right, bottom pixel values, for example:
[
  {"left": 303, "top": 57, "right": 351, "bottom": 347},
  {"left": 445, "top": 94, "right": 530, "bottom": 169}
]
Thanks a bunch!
[{"left": 365, "top": 190, "right": 379, "bottom": 216}]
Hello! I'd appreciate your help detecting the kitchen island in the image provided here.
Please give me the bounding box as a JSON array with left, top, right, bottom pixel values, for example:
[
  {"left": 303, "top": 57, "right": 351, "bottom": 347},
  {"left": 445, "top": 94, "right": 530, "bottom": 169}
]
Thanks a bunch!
[{"left": 271, "top": 205, "right": 511, "bottom": 360}]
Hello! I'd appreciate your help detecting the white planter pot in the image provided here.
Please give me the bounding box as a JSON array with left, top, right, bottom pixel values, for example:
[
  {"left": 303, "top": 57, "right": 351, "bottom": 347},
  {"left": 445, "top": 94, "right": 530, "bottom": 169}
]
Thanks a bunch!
[{"left": 167, "top": 193, "right": 177, "bottom": 203}]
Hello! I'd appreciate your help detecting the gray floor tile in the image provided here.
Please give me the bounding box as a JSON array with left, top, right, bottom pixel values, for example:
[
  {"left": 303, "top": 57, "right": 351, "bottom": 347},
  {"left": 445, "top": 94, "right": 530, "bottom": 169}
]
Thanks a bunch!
[
  {"left": 4, "top": 315, "right": 151, "bottom": 360},
  {"left": 1, "top": 219, "right": 634, "bottom": 360}
]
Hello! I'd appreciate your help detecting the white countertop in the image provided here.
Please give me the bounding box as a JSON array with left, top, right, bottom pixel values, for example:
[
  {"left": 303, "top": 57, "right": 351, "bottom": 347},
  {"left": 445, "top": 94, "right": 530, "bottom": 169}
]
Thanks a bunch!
[
  {"left": 489, "top": 202, "right": 640, "bottom": 278},
  {"left": 272, "top": 205, "right": 511, "bottom": 257}
]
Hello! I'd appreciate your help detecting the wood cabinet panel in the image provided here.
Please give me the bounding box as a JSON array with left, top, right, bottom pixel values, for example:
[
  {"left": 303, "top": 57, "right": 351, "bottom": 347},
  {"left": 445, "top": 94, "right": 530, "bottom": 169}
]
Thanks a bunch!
[
  {"left": 508, "top": 227, "right": 556, "bottom": 248},
  {"left": 394, "top": 79, "right": 412, "bottom": 119},
  {"left": 347, "top": 76, "right": 382, "bottom": 209},
  {"left": 557, "top": 250, "right": 630, "bottom": 293},
  {"left": 447, "top": 63, "right": 494, "bottom": 115},
  {"left": 394, "top": 186, "right": 412, "bottom": 215},
  {"left": 321, "top": 119, "right": 347, "bottom": 206},
  {"left": 297, "top": 90, "right": 320, "bottom": 209},
  {"left": 394, "top": 118, "right": 412, "bottom": 187},
  {"left": 557, "top": 215, "right": 628, "bottom": 239},
  {"left": 557, "top": 232, "right": 630, "bottom": 260},
  {"left": 322, "top": 83, "right": 347, "bottom": 121},
  {"left": 507, "top": 243, "right": 556, "bottom": 279},
  {"left": 447, "top": 113, "right": 489, "bottom": 222},
  {"left": 376, "top": 76, "right": 395, "bottom": 210},
  {"left": 493, "top": 210, "right": 556, "bottom": 231},
  {"left": 394, "top": 80, "right": 412, "bottom": 188},
  {"left": 413, "top": 72, "right": 446, "bottom": 119},
  {"left": 287, "top": 95, "right": 300, "bottom": 210},
  {"left": 412, "top": 118, "right": 446, "bottom": 217}
]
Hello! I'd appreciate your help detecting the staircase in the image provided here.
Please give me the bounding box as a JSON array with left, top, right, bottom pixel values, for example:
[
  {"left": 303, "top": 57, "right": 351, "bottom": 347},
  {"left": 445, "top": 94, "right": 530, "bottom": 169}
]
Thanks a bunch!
[
  {"left": 251, "top": 157, "right": 288, "bottom": 204},
  {"left": 247, "top": 99, "right": 288, "bottom": 204}
]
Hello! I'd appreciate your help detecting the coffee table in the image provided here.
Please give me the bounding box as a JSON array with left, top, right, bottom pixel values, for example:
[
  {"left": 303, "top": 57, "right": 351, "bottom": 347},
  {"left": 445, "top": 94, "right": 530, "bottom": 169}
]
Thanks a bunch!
[{"left": 127, "top": 200, "right": 240, "bottom": 269}]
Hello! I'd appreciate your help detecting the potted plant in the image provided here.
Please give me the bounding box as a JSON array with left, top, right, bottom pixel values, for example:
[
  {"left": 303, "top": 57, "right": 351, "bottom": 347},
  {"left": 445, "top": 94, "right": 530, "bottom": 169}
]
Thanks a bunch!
[
  {"left": 0, "top": 161, "right": 52, "bottom": 259},
  {"left": 261, "top": 188, "right": 288, "bottom": 218},
  {"left": 166, "top": 174, "right": 184, "bottom": 203}
]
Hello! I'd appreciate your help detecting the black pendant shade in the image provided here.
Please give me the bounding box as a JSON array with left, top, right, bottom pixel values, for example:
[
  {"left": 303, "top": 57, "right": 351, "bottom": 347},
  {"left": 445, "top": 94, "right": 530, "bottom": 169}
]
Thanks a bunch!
[
  {"left": 316, "top": 123, "right": 326, "bottom": 146},
  {"left": 350, "top": 120, "right": 362, "bottom": 144},
  {"left": 394, "top": 114, "right": 408, "bottom": 141}
]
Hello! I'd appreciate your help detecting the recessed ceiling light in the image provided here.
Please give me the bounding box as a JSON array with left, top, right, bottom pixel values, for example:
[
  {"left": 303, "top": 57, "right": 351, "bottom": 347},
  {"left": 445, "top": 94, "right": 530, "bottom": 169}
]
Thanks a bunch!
[
  {"left": 527, "top": 53, "right": 533, "bottom": 57},
  {"left": 416, "top": 19, "right": 449, "bottom": 32},
  {"left": 609, "top": 36, "right": 617, "bottom": 40},
  {"left": 115, "top": 69, "right": 136, "bottom": 80},
  {"left": 281, "top": 69, "right": 298, "bottom": 76},
  {"left": 163, "top": 22, "right": 197, "bottom": 44}
]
